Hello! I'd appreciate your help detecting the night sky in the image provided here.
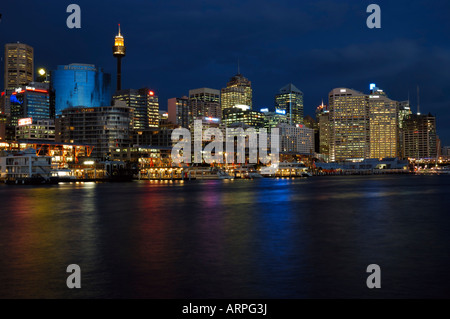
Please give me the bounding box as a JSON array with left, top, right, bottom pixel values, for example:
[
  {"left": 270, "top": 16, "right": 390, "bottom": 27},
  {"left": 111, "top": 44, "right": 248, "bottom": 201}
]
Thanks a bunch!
[{"left": 1, "top": 0, "right": 450, "bottom": 144}]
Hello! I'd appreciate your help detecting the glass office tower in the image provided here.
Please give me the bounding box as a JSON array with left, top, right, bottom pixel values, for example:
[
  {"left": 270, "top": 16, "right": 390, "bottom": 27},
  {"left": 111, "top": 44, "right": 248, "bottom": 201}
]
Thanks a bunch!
[{"left": 52, "top": 64, "right": 112, "bottom": 115}]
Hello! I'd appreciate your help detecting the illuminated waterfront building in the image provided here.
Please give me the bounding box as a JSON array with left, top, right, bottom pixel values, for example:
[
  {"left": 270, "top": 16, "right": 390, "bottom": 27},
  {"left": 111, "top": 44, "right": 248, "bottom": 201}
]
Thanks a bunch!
[
  {"left": 9, "top": 82, "right": 54, "bottom": 126},
  {"left": 275, "top": 84, "right": 304, "bottom": 125},
  {"left": 114, "top": 88, "right": 159, "bottom": 130},
  {"left": 52, "top": 64, "right": 112, "bottom": 115},
  {"left": 221, "top": 73, "right": 252, "bottom": 110},
  {"left": 168, "top": 96, "right": 189, "bottom": 128},
  {"left": 403, "top": 113, "right": 437, "bottom": 159},
  {"left": 4, "top": 43, "right": 34, "bottom": 91},
  {"left": 112, "top": 24, "right": 126, "bottom": 92},
  {"left": 59, "top": 104, "right": 132, "bottom": 159},
  {"left": 189, "top": 88, "right": 221, "bottom": 125},
  {"left": 368, "top": 87, "right": 398, "bottom": 159},
  {"left": 329, "top": 88, "right": 370, "bottom": 162}
]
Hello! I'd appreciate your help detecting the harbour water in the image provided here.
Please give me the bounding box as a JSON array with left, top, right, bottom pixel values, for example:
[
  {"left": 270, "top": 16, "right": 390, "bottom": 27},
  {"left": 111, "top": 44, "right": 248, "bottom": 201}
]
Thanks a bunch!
[{"left": 0, "top": 175, "right": 449, "bottom": 299}]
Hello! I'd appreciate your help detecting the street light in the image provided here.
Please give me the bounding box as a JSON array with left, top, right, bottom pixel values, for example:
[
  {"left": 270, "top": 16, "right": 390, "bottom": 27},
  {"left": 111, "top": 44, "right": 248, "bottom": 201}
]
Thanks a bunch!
[{"left": 37, "top": 68, "right": 48, "bottom": 83}]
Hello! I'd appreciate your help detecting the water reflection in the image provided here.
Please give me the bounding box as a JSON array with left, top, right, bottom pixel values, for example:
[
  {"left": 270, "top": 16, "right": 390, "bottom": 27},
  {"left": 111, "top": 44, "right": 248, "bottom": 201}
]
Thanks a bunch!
[{"left": 0, "top": 175, "right": 449, "bottom": 298}]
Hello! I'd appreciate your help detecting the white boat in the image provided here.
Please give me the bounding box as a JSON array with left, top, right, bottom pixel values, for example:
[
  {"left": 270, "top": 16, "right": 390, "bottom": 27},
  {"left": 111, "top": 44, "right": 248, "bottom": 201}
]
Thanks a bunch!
[
  {"left": 185, "top": 167, "right": 233, "bottom": 180},
  {"left": 260, "top": 161, "right": 311, "bottom": 178}
]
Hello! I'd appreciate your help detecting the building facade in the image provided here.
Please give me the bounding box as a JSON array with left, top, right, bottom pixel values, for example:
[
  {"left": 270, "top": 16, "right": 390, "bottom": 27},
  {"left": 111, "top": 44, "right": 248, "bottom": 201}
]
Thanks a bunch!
[
  {"left": 278, "top": 123, "right": 315, "bottom": 155},
  {"left": 16, "top": 119, "right": 55, "bottom": 141},
  {"left": 114, "top": 88, "right": 159, "bottom": 130},
  {"left": 9, "top": 83, "right": 53, "bottom": 126},
  {"left": 52, "top": 64, "right": 112, "bottom": 115},
  {"left": 168, "top": 96, "right": 189, "bottom": 128},
  {"left": 403, "top": 113, "right": 437, "bottom": 159},
  {"left": 222, "top": 106, "right": 265, "bottom": 128},
  {"left": 4, "top": 43, "right": 34, "bottom": 91},
  {"left": 189, "top": 88, "right": 221, "bottom": 125},
  {"left": 368, "top": 89, "right": 398, "bottom": 159},
  {"left": 59, "top": 105, "right": 132, "bottom": 159},
  {"left": 221, "top": 73, "right": 252, "bottom": 110},
  {"left": 316, "top": 103, "right": 330, "bottom": 157},
  {"left": 275, "top": 83, "right": 304, "bottom": 125},
  {"left": 398, "top": 100, "right": 412, "bottom": 159},
  {"left": 329, "top": 88, "right": 370, "bottom": 162}
]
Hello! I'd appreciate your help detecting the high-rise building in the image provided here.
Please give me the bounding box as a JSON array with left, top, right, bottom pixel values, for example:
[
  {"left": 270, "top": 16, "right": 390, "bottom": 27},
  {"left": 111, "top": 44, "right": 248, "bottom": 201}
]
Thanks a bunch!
[
  {"left": 316, "top": 102, "right": 330, "bottom": 157},
  {"left": 329, "top": 88, "right": 370, "bottom": 162},
  {"left": 221, "top": 73, "right": 252, "bottom": 110},
  {"left": 403, "top": 113, "right": 437, "bottom": 159},
  {"left": 189, "top": 88, "right": 222, "bottom": 124},
  {"left": 52, "top": 64, "right": 112, "bottom": 115},
  {"left": 275, "top": 84, "right": 304, "bottom": 125},
  {"left": 59, "top": 104, "right": 132, "bottom": 159},
  {"left": 4, "top": 43, "right": 34, "bottom": 91},
  {"left": 222, "top": 106, "right": 264, "bottom": 128},
  {"left": 278, "top": 123, "right": 315, "bottom": 155},
  {"left": 112, "top": 24, "right": 126, "bottom": 92},
  {"left": 262, "top": 110, "right": 289, "bottom": 129},
  {"left": 368, "top": 87, "right": 398, "bottom": 159},
  {"left": 398, "top": 100, "right": 412, "bottom": 159},
  {"left": 168, "top": 96, "right": 190, "bottom": 128},
  {"left": 9, "top": 82, "right": 53, "bottom": 126},
  {"left": 113, "top": 88, "right": 159, "bottom": 130},
  {"left": 304, "top": 115, "right": 320, "bottom": 153}
]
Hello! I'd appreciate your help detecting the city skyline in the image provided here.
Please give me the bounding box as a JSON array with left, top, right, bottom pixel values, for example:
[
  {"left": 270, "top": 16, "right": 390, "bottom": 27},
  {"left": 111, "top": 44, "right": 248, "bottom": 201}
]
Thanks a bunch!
[{"left": 1, "top": 0, "right": 449, "bottom": 145}]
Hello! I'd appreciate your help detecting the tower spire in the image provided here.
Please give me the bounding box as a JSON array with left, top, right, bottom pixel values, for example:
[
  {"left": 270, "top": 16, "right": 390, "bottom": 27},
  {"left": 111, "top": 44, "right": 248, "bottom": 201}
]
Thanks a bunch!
[
  {"left": 113, "top": 24, "right": 126, "bottom": 92},
  {"left": 237, "top": 58, "right": 240, "bottom": 75}
]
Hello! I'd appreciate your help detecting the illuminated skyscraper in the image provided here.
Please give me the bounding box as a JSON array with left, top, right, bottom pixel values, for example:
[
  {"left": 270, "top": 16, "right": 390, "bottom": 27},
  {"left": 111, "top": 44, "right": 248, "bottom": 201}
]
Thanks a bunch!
[
  {"left": 9, "top": 82, "right": 53, "bottom": 126},
  {"left": 221, "top": 73, "right": 252, "bottom": 110},
  {"left": 316, "top": 102, "right": 330, "bottom": 157},
  {"left": 168, "top": 96, "right": 190, "bottom": 128},
  {"left": 4, "top": 43, "right": 34, "bottom": 91},
  {"left": 368, "top": 87, "right": 398, "bottom": 159},
  {"left": 398, "top": 100, "right": 412, "bottom": 159},
  {"left": 113, "top": 88, "right": 159, "bottom": 130},
  {"left": 189, "top": 88, "right": 222, "bottom": 125},
  {"left": 113, "top": 24, "right": 126, "bottom": 92},
  {"left": 403, "top": 113, "right": 437, "bottom": 159},
  {"left": 52, "top": 64, "right": 112, "bottom": 115},
  {"left": 275, "top": 84, "right": 304, "bottom": 125},
  {"left": 329, "top": 88, "right": 370, "bottom": 162}
]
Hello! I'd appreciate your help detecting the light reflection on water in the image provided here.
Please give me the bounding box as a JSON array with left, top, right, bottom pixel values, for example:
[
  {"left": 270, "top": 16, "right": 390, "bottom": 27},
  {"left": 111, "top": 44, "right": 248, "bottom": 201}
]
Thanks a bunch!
[{"left": 0, "top": 175, "right": 449, "bottom": 298}]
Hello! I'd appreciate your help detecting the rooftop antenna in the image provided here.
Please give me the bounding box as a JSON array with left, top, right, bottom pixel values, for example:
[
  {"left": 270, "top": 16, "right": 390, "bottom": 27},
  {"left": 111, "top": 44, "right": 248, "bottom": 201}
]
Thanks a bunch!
[
  {"left": 237, "top": 57, "right": 240, "bottom": 75},
  {"left": 417, "top": 85, "right": 421, "bottom": 115}
]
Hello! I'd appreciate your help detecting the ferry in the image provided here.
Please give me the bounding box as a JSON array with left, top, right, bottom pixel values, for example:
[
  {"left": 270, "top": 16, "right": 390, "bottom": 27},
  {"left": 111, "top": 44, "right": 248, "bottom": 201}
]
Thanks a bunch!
[
  {"left": 231, "top": 165, "right": 264, "bottom": 179},
  {"left": 260, "top": 161, "right": 312, "bottom": 178},
  {"left": 184, "top": 167, "right": 233, "bottom": 180},
  {"left": 0, "top": 148, "right": 56, "bottom": 185}
]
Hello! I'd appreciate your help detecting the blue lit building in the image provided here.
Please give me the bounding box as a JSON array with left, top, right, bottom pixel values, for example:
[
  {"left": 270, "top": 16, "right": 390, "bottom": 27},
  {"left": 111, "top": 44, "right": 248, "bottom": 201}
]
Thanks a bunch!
[
  {"left": 52, "top": 64, "right": 112, "bottom": 115},
  {"left": 9, "top": 82, "right": 54, "bottom": 126}
]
